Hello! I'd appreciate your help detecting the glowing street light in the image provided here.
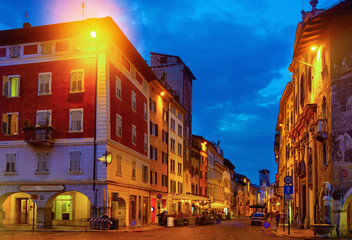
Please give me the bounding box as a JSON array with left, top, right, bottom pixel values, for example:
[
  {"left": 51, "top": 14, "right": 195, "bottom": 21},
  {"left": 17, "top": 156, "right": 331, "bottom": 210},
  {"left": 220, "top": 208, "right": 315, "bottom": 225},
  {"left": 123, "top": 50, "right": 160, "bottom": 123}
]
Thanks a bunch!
[
  {"left": 310, "top": 46, "right": 317, "bottom": 51},
  {"left": 160, "top": 91, "right": 165, "bottom": 96},
  {"left": 90, "top": 30, "right": 97, "bottom": 38}
]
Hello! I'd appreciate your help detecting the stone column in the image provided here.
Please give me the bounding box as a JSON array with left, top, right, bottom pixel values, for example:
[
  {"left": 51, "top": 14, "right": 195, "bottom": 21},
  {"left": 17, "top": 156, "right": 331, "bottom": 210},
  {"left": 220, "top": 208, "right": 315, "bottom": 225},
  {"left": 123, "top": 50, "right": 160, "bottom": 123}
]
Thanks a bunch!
[
  {"left": 36, "top": 207, "right": 53, "bottom": 229},
  {"left": 305, "top": 138, "right": 310, "bottom": 229}
]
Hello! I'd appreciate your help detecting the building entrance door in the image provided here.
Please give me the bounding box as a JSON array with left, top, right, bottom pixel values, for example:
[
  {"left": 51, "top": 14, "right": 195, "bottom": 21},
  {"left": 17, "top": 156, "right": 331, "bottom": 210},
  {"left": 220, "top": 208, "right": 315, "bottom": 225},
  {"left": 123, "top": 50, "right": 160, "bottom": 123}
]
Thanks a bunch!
[{"left": 16, "top": 198, "right": 29, "bottom": 224}]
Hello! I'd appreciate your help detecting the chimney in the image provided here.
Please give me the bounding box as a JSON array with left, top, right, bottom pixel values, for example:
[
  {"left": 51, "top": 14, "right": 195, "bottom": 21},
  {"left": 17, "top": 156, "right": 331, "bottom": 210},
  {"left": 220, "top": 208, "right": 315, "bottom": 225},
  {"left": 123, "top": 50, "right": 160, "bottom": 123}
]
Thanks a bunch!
[{"left": 23, "top": 22, "right": 31, "bottom": 28}]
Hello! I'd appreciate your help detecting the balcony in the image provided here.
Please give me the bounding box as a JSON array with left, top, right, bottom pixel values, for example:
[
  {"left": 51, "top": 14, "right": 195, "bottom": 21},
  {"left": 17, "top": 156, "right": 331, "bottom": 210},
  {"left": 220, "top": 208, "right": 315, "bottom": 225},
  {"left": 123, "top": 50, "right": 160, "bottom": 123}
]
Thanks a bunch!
[
  {"left": 23, "top": 125, "right": 55, "bottom": 148},
  {"left": 315, "top": 119, "right": 328, "bottom": 142}
]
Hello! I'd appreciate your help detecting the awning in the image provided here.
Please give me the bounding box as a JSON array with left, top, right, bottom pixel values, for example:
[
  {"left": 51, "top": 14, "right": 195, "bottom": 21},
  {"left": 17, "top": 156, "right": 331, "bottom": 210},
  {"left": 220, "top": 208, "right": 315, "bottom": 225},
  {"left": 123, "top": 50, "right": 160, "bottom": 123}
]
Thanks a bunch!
[
  {"left": 170, "top": 194, "right": 209, "bottom": 201},
  {"left": 249, "top": 204, "right": 265, "bottom": 208},
  {"left": 210, "top": 203, "right": 229, "bottom": 209}
]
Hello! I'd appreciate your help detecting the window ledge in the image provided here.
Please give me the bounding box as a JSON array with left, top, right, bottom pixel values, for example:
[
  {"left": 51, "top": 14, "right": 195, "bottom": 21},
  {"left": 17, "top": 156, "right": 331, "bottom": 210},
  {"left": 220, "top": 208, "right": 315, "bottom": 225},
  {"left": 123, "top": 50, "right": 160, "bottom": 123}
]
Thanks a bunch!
[
  {"left": 37, "top": 93, "right": 52, "bottom": 96},
  {"left": 35, "top": 172, "right": 50, "bottom": 175},
  {"left": 67, "top": 171, "right": 83, "bottom": 174},
  {"left": 131, "top": 177, "right": 136, "bottom": 180},
  {"left": 3, "top": 133, "right": 19, "bottom": 136},
  {"left": 116, "top": 174, "right": 122, "bottom": 177},
  {"left": 69, "top": 91, "right": 85, "bottom": 94},
  {"left": 4, "top": 172, "right": 18, "bottom": 175},
  {"left": 69, "top": 130, "right": 84, "bottom": 133}
]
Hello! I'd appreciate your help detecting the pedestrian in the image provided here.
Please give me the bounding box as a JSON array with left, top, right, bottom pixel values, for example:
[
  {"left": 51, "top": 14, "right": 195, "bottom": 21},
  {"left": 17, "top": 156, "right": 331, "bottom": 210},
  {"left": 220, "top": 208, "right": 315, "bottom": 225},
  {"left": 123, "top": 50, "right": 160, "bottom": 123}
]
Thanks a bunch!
[{"left": 275, "top": 212, "right": 280, "bottom": 227}]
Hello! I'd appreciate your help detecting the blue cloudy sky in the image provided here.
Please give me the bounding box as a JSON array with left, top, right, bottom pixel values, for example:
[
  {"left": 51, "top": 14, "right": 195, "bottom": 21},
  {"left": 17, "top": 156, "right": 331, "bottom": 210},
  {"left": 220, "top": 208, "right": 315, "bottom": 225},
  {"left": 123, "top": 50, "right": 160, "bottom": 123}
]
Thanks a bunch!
[{"left": 0, "top": 0, "right": 338, "bottom": 184}]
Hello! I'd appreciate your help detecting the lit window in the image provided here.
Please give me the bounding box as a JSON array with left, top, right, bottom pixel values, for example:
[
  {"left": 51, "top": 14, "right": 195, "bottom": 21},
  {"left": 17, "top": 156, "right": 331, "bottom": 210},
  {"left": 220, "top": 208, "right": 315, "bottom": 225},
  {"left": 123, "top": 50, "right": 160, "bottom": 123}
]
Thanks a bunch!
[
  {"left": 38, "top": 73, "right": 51, "bottom": 95},
  {"left": 70, "top": 70, "right": 84, "bottom": 93},
  {"left": 2, "top": 75, "right": 20, "bottom": 97}
]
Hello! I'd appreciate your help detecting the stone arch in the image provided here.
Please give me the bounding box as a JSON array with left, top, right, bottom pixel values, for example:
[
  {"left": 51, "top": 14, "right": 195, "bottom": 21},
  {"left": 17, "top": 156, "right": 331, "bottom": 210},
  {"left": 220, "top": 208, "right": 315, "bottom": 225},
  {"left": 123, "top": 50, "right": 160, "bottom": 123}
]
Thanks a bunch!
[
  {"left": 0, "top": 191, "right": 35, "bottom": 227},
  {"left": 339, "top": 188, "right": 352, "bottom": 236},
  {"left": 46, "top": 191, "right": 92, "bottom": 227}
]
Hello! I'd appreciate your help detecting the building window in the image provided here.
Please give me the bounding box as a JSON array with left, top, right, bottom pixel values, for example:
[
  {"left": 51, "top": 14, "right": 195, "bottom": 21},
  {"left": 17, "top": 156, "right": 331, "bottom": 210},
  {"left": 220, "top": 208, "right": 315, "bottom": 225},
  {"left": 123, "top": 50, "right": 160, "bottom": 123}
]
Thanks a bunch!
[
  {"left": 162, "top": 152, "right": 168, "bottom": 165},
  {"left": 162, "top": 130, "right": 168, "bottom": 143},
  {"left": 69, "top": 151, "right": 81, "bottom": 173},
  {"left": 132, "top": 161, "right": 136, "bottom": 179},
  {"left": 170, "top": 180, "right": 176, "bottom": 193},
  {"left": 41, "top": 42, "right": 52, "bottom": 55},
  {"left": 69, "top": 109, "right": 83, "bottom": 132},
  {"left": 37, "top": 110, "right": 52, "bottom": 126},
  {"left": 162, "top": 109, "right": 168, "bottom": 122},
  {"left": 200, "top": 170, "right": 203, "bottom": 179},
  {"left": 178, "top": 163, "right": 182, "bottom": 175},
  {"left": 300, "top": 74, "right": 305, "bottom": 108},
  {"left": 178, "top": 112, "right": 183, "bottom": 121},
  {"left": 323, "top": 143, "right": 327, "bottom": 166},
  {"left": 170, "top": 118, "right": 175, "bottom": 131},
  {"left": 132, "top": 125, "right": 137, "bottom": 145},
  {"left": 170, "top": 138, "right": 175, "bottom": 152},
  {"left": 131, "top": 91, "right": 136, "bottom": 111},
  {"left": 2, "top": 112, "right": 18, "bottom": 135},
  {"left": 150, "top": 171, "right": 157, "bottom": 185},
  {"left": 162, "top": 175, "right": 168, "bottom": 187},
  {"left": 150, "top": 146, "right": 157, "bottom": 160},
  {"left": 170, "top": 139, "right": 175, "bottom": 152},
  {"left": 144, "top": 134, "right": 148, "bottom": 152},
  {"left": 178, "top": 143, "right": 182, "bottom": 156},
  {"left": 178, "top": 124, "right": 182, "bottom": 136},
  {"left": 116, "top": 76, "right": 122, "bottom": 100},
  {"left": 70, "top": 70, "right": 84, "bottom": 93},
  {"left": 2, "top": 75, "right": 20, "bottom": 97},
  {"left": 144, "top": 103, "right": 147, "bottom": 121},
  {"left": 142, "top": 165, "right": 148, "bottom": 183},
  {"left": 116, "top": 114, "right": 122, "bottom": 137},
  {"left": 150, "top": 98, "right": 156, "bottom": 113},
  {"left": 116, "top": 155, "right": 122, "bottom": 176},
  {"left": 36, "top": 153, "right": 49, "bottom": 173},
  {"left": 5, "top": 153, "right": 16, "bottom": 174},
  {"left": 9, "top": 45, "right": 20, "bottom": 58},
  {"left": 130, "top": 65, "right": 136, "bottom": 79},
  {"left": 178, "top": 182, "right": 183, "bottom": 194},
  {"left": 150, "top": 121, "right": 158, "bottom": 136},
  {"left": 170, "top": 159, "right": 175, "bottom": 173},
  {"left": 170, "top": 106, "right": 176, "bottom": 114},
  {"left": 38, "top": 72, "right": 51, "bottom": 95}
]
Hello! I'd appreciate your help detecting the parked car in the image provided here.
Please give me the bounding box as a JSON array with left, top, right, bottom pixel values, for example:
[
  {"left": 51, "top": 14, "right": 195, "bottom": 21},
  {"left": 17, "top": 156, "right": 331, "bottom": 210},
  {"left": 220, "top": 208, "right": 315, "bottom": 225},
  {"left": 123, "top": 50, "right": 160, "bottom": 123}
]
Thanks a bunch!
[{"left": 250, "top": 212, "right": 266, "bottom": 225}]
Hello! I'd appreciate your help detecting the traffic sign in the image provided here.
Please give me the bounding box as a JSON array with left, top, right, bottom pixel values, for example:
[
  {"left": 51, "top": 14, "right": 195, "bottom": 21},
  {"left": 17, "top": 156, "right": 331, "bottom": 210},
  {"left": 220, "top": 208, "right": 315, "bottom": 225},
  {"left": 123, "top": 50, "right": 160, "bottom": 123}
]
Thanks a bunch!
[
  {"left": 130, "top": 220, "right": 137, "bottom": 226},
  {"left": 262, "top": 221, "right": 270, "bottom": 229},
  {"left": 284, "top": 185, "right": 293, "bottom": 194},
  {"left": 284, "top": 176, "right": 293, "bottom": 184},
  {"left": 157, "top": 194, "right": 162, "bottom": 199}
]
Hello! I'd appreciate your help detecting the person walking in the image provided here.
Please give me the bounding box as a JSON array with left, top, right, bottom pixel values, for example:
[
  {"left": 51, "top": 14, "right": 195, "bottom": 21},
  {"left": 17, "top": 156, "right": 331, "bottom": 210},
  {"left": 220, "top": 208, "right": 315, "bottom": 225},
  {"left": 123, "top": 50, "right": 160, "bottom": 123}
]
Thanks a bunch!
[{"left": 275, "top": 212, "right": 280, "bottom": 227}]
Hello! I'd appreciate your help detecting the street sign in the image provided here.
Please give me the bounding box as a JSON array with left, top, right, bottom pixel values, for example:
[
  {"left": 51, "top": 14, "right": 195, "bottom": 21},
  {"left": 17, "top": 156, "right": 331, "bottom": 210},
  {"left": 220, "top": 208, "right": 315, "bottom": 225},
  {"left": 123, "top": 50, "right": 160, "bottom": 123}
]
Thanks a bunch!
[
  {"left": 284, "top": 194, "right": 293, "bottom": 201},
  {"left": 284, "top": 176, "right": 293, "bottom": 184},
  {"left": 130, "top": 220, "right": 137, "bottom": 226},
  {"left": 262, "top": 221, "right": 270, "bottom": 229},
  {"left": 284, "top": 185, "right": 293, "bottom": 194},
  {"left": 157, "top": 194, "right": 162, "bottom": 199}
]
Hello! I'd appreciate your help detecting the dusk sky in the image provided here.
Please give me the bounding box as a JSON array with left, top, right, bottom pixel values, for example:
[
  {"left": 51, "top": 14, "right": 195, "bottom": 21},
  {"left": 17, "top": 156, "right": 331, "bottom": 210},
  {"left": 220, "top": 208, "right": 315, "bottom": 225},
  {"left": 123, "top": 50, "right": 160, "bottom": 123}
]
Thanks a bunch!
[{"left": 0, "top": 0, "right": 338, "bottom": 185}]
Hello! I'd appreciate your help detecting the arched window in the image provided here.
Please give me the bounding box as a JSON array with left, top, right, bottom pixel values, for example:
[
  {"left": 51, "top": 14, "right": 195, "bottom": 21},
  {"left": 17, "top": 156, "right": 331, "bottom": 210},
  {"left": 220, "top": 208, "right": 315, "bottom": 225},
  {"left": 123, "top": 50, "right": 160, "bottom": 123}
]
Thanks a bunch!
[{"left": 300, "top": 74, "right": 305, "bottom": 108}]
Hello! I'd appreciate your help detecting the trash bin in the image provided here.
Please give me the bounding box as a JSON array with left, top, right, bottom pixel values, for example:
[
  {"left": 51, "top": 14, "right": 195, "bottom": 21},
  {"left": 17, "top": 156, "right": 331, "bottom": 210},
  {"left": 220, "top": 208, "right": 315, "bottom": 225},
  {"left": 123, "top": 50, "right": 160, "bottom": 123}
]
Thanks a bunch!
[
  {"left": 167, "top": 217, "right": 174, "bottom": 227},
  {"left": 110, "top": 218, "right": 119, "bottom": 230}
]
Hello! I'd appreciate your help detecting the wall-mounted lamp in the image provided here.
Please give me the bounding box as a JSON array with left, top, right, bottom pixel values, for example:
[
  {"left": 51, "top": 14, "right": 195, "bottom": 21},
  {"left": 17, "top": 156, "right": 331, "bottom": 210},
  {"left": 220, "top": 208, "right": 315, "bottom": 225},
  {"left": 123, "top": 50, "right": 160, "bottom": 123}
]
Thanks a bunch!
[{"left": 97, "top": 151, "right": 112, "bottom": 166}]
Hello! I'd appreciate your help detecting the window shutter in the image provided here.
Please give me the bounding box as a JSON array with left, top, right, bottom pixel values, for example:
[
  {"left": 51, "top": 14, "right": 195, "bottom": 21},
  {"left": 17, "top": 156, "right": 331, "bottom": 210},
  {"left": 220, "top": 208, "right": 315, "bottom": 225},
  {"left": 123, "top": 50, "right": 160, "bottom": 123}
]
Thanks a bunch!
[
  {"left": 155, "top": 124, "right": 158, "bottom": 136},
  {"left": 155, "top": 148, "right": 158, "bottom": 160},
  {"left": 2, "top": 113, "right": 8, "bottom": 134},
  {"left": 2, "top": 76, "right": 8, "bottom": 96},
  {"left": 149, "top": 121, "right": 152, "bottom": 134},
  {"left": 11, "top": 113, "right": 17, "bottom": 134}
]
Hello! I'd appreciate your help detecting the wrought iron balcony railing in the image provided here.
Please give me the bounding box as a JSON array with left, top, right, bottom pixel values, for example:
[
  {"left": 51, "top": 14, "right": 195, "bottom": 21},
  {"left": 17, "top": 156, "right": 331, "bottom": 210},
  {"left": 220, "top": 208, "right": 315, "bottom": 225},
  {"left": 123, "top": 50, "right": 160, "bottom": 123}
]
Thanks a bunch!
[
  {"left": 315, "top": 119, "right": 328, "bottom": 142},
  {"left": 23, "top": 125, "right": 55, "bottom": 148}
]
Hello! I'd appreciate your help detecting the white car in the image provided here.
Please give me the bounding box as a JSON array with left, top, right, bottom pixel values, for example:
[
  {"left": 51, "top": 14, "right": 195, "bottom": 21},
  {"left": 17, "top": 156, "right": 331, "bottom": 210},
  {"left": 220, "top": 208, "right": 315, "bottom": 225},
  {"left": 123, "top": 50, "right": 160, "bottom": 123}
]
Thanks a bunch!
[{"left": 250, "top": 212, "right": 266, "bottom": 225}]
